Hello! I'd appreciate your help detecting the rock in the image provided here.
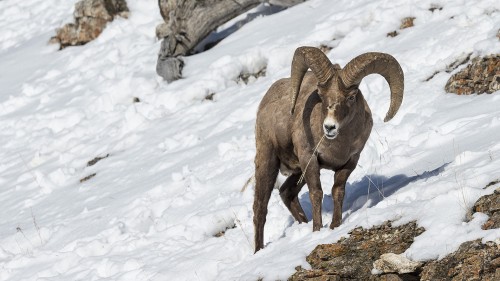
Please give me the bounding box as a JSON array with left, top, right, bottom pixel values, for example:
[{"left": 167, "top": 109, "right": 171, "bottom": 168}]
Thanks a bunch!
[
  {"left": 51, "top": 0, "right": 129, "bottom": 49},
  {"left": 289, "top": 221, "right": 424, "bottom": 280},
  {"left": 156, "top": 37, "right": 184, "bottom": 82},
  {"left": 420, "top": 239, "right": 500, "bottom": 281},
  {"left": 473, "top": 187, "right": 500, "bottom": 230},
  {"left": 155, "top": 22, "right": 170, "bottom": 40},
  {"left": 378, "top": 274, "right": 404, "bottom": 281},
  {"left": 373, "top": 253, "right": 423, "bottom": 274},
  {"left": 319, "top": 44, "right": 333, "bottom": 54},
  {"left": 290, "top": 181, "right": 500, "bottom": 281},
  {"left": 399, "top": 17, "right": 415, "bottom": 29},
  {"left": 387, "top": 17, "right": 415, "bottom": 37},
  {"left": 445, "top": 55, "right": 500, "bottom": 95},
  {"left": 387, "top": 31, "right": 399, "bottom": 37},
  {"left": 429, "top": 5, "right": 443, "bottom": 13},
  {"left": 236, "top": 67, "right": 266, "bottom": 84}
]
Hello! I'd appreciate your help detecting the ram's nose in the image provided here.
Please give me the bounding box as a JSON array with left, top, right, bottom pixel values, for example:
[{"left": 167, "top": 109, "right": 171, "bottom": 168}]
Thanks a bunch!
[
  {"left": 323, "top": 123, "right": 338, "bottom": 139},
  {"left": 324, "top": 124, "right": 336, "bottom": 132}
]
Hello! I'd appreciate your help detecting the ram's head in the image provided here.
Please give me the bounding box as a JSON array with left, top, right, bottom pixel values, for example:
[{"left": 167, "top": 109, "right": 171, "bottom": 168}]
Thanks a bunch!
[{"left": 290, "top": 47, "right": 404, "bottom": 139}]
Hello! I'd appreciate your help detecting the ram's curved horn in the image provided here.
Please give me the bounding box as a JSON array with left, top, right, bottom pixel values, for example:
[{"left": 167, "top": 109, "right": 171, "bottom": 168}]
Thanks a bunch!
[
  {"left": 340, "top": 52, "right": 404, "bottom": 122},
  {"left": 290, "top": 47, "right": 336, "bottom": 114}
]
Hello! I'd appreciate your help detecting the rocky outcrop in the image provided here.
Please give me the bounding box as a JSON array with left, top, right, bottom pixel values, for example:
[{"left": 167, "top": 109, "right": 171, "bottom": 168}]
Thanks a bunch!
[
  {"left": 290, "top": 186, "right": 500, "bottom": 281},
  {"left": 289, "top": 221, "right": 424, "bottom": 281},
  {"left": 51, "top": 0, "right": 129, "bottom": 49},
  {"left": 445, "top": 55, "right": 500, "bottom": 95},
  {"left": 474, "top": 187, "right": 500, "bottom": 230},
  {"left": 421, "top": 187, "right": 500, "bottom": 280},
  {"left": 421, "top": 239, "right": 500, "bottom": 281}
]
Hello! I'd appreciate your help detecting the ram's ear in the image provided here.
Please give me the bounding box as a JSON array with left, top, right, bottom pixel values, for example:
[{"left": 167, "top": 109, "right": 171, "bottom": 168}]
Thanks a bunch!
[
  {"left": 347, "top": 88, "right": 359, "bottom": 97},
  {"left": 307, "top": 89, "right": 322, "bottom": 105},
  {"left": 314, "top": 88, "right": 325, "bottom": 101}
]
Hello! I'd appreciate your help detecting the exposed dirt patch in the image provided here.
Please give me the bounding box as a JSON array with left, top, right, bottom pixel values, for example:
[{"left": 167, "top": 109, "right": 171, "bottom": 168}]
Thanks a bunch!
[
  {"left": 429, "top": 5, "right": 443, "bottom": 13},
  {"left": 87, "top": 154, "right": 110, "bottom": 167},
  {"left": 237, "top": 67, "right": 266, "bottom": 84},
  {"left": 204, "top": 92, "right": 216, "bottom": 101},
  {"left": 319, "top": 44, "right": 333, "bottom": 54},
  {"left": 80, "top": 173, "right": 96, "bottom": 183},
  {"left": 387, "top": 30, "right": 399, "bottom": 38},
  {"left": 214, "top": 223, "right": 236, "bottom": 237}
]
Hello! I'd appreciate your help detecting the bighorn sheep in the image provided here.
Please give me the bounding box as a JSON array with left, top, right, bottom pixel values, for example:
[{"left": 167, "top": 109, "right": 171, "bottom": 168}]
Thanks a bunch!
[{"left": 253, "top": 46, "right": 404, "bottom": 252}]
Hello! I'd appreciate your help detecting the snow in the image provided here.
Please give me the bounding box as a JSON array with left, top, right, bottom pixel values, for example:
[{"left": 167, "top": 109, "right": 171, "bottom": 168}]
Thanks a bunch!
[{"left": 0, "top": 0, "right": 499, "bottom": 280}]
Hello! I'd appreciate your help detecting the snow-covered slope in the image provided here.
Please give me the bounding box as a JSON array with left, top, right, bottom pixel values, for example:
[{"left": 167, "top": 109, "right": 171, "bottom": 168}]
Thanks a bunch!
[{"left": 0, "top": 0, "right": 499, "bottom": 280}]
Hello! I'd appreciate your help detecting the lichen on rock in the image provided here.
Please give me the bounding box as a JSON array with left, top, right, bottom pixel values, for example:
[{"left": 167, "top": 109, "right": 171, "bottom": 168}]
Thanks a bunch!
[
  {"left": 420, "top": 239, "right": 500, "bottom": 281},
  {"left": 445, "top": 55, "right": 500, "bottom": 95},
  {"left": 289, "top": 221, "right": 424, "bottom": 281},
  {"left": 290, "top": 183, "right": 500, "bottom": 281},
  {"left": 473, "top": 187, "right": 500, "bottom": 230}
]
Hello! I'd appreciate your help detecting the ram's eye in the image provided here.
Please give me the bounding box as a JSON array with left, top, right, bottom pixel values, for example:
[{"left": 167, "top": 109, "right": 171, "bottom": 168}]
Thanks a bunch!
[{"left": 347, "top": 89, "right": 358, "bottom": 102}]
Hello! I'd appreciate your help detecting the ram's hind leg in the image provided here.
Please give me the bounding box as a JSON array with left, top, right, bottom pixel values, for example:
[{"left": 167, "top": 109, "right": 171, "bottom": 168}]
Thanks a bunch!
[
  {"left": 253, "top": 148, "right": 279, "bottom": 253},
  {"left": 279, "top": 173, "right": 307, "bottom": 223}
]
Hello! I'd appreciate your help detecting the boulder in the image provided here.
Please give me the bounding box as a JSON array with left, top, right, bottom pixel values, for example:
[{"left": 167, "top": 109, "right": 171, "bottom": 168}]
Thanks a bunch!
[
  {"left": 51, "top": 0, "right": 129, "bottom": 49},
  {"left": 373, "top": 253, "right": 423, "bottom": 275},
  {"left": 290, "top": 182, "right": 500, "bottom": 281},
  {"left": 445, "top": 55, "right": 500, "bottom": 95},
  {"left": 473, "top": 187, "right": 500, "bottom": 230},
  {"left": 289, "top": 221, "right": 424, "bottom": 281},
  {"left": 421, "top": 239, "right": 500, "bottom": 281}
]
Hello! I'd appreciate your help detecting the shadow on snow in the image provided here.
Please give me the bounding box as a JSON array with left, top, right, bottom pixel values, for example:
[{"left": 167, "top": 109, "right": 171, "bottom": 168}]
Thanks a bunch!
[{"left": 297, "top": 163, "right": 449, "bottom": 221}]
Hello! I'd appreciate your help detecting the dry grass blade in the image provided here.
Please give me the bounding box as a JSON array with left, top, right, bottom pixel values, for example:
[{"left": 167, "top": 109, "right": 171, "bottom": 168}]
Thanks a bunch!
[{"left": 298, "top": 135, "right": 325, "bottom": 185}]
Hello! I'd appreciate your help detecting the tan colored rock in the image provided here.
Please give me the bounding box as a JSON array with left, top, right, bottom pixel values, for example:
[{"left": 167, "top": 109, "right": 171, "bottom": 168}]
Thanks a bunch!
[
  {"left": 387, "top": 16, "right": 415, "bottom": 37},
  {"left": 51, "top": 0, "right": 129, "bottom": 49},
  {"left": 373, "top": 253, "right": 422, "bottom": 274},
  {"left": 399, "top": 17, "right": 415, "bottom": 29}
]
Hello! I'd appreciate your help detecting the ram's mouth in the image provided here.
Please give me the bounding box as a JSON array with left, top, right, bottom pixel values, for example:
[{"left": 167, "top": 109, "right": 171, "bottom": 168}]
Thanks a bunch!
[{"left": 324, "top": 132, "right": 338, "bottom": 139}]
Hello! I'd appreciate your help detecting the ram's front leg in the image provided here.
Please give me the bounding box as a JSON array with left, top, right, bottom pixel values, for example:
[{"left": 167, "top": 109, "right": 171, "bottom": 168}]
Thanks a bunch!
[
  {"left": 330, "top": 154, "right": 359, "bottom": 229},
  {"left": 299, "top": 154, "right": 323, "bottom": 231}
]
